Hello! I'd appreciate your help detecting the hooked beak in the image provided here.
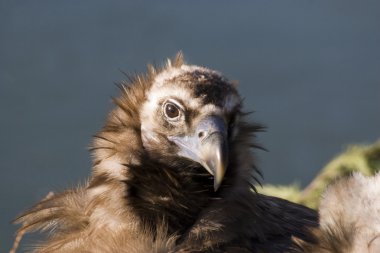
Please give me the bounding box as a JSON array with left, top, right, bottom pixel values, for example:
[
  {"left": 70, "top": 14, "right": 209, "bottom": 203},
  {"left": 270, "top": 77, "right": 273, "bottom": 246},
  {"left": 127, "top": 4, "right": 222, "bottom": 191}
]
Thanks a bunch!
[{"left": 168, "top": 116, "right": 228, "bottom": 191}]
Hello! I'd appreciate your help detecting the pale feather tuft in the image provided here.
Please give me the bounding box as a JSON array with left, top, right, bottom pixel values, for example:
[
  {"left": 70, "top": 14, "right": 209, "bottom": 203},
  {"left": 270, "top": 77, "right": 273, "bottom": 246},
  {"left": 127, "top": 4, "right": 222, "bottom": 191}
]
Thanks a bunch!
[{"left": 297, "top": 173, "right": 380, "bottom": 253}]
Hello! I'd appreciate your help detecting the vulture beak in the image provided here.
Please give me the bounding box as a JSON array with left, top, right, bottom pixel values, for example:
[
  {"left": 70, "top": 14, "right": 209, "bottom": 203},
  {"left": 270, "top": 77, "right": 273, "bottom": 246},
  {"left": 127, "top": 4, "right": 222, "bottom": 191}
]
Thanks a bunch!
[{"left": 168, "top": 116, "right": 228, "bottom": 191}]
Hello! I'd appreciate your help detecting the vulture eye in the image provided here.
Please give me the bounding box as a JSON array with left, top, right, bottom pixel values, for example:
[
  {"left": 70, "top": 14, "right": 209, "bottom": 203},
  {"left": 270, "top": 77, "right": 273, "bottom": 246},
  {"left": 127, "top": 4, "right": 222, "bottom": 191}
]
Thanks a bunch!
[{"left": 164, "top": 102, "right": 181, "bottom": 120}]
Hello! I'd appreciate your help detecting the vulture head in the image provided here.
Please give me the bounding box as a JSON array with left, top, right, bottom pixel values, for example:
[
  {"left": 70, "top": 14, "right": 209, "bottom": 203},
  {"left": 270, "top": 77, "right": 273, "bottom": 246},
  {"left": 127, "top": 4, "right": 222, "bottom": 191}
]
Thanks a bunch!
[
  {"left": 89, "top": 53, "right": 262, "bottom": 235},
  {"left": 15, "top": 53, "right": 317, "bottom": 253},
  {"left": 139, "top": 63, "right": 237, "bottom": 190}
]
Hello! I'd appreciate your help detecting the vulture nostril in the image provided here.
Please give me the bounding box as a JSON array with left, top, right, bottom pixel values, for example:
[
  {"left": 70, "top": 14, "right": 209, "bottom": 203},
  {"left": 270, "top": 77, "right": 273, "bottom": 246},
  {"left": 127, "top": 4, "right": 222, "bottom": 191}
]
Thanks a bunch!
[{"left": 198, "top": 131, "right": 205, "bottom": 138}]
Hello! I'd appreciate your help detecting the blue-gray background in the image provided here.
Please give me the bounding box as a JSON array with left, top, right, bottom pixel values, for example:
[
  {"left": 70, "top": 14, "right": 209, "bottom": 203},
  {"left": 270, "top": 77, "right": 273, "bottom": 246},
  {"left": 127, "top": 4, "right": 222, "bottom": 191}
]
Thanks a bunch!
[{"left": 1, "top": 1, "right": 380, "bottom": 251}]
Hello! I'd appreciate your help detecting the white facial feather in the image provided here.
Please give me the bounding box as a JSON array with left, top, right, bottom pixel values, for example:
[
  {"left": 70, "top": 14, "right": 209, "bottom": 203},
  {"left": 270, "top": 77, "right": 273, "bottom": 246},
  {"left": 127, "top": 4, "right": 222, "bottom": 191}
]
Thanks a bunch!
[
  {"left": 154, "top": 64, "right": 222, "bottom": 88},
  {"left": 199, "top": 104, "right": 223, "bottom": 117},
  {"left": 141, "top": 64, "right": 239, "bottom": 124},
  {"left": 139, "top": 63, "right": 241, "bottom": 153}
]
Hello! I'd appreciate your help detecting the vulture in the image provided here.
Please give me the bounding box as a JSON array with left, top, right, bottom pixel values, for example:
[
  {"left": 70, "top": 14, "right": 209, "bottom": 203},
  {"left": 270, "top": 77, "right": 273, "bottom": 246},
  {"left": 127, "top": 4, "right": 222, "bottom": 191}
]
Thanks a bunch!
[
  {"left": 298, "top": 172, "right": 380, "bottom": 253},
  {"left": 15, "top": 53, "right": 318, "bottom": 253}
]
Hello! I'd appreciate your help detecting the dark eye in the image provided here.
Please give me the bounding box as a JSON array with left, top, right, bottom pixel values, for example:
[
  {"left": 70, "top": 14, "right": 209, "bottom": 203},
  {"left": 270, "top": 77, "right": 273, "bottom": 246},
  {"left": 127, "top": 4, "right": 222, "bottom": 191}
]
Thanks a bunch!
[{"left": 164, "top": 103, "right": 180, "bottom": 119}]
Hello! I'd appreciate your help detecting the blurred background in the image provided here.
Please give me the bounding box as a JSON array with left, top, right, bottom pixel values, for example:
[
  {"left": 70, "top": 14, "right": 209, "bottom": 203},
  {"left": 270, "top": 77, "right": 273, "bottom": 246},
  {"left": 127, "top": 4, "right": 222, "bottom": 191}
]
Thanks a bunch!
[{"left": 1, "top": 0, "right": 380, "bottom": 251}]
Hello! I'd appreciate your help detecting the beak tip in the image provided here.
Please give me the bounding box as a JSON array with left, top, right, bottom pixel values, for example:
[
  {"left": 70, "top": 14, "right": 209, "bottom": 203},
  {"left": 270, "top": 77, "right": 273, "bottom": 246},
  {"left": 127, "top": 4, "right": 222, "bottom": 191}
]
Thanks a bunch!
[
  {"left": 213, "top": 170, "right": 225, "bottom": 191},
  {"left": 213, "top": 184, "right": 220, "bottom": 192}
]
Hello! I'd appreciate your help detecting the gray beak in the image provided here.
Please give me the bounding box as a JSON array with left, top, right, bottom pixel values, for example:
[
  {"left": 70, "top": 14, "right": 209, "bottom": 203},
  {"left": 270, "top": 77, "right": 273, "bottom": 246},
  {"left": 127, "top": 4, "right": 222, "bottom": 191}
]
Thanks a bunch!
[{"left": 168, "top": 116, "right": 228, "bottom": 191}]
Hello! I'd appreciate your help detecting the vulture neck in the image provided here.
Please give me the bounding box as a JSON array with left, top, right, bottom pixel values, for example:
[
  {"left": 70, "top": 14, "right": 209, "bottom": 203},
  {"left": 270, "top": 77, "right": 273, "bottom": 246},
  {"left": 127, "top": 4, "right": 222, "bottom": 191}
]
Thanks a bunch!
[{"left": 125, "top": 151, "right": 237, "bottom": 236}]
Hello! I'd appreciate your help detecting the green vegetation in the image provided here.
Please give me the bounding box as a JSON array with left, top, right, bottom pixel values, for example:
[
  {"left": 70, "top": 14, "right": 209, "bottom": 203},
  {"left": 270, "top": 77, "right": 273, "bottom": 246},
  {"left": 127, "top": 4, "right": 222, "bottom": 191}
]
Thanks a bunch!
[{"left": 258, "top": 140, "right": 380, "bottom": 209}]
